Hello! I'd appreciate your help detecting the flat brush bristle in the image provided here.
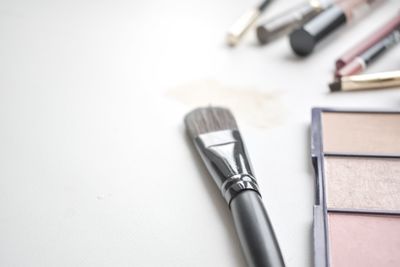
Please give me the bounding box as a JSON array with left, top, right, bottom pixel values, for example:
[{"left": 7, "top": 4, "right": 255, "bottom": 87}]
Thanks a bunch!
[
  {"left": 184, "top": 107, "right": 238, "bottom": 138},
  {"left": 329, "top": 80, "right": 342, "bottom": 92}
]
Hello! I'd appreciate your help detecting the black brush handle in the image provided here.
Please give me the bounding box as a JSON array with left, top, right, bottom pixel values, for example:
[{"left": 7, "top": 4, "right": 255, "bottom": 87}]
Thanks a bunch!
[
  {"left": 258, "top": 0, "right": 273, "bottom": 12},
  {"left": 230, "top": 191, "right": 285, "bottom": 267}
]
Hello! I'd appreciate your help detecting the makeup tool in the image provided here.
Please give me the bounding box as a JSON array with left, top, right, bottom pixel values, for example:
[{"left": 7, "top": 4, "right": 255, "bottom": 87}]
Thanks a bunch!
[
  {"left": 226, "top": 0, "right": 273, "bottom": 47},
  {"left": 185, "top": 107, "right": 285, "bottom": 267},
  {"left": 256, "top": 0, "right": 334, "bottom": 45},
  {"left": 289, "top": 0, "right": 380, "bottom": 56},
  {"left": 336, "top": 29, "right": 400, "bottom": 77},
  {"left": 335, "top": 12, "right": 400, "bottom": 69},
  {"left": 311, "top": 108, "right": 400, "bottom": 267},
  {"left": 329, "top": 70, "right": 400, "bottom": 92}
]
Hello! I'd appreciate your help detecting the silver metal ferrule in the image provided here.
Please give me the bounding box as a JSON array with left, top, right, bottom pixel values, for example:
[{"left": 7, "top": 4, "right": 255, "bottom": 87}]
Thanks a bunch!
[{"left": 194, "top": 130, "right": 260, "bottom": 205}]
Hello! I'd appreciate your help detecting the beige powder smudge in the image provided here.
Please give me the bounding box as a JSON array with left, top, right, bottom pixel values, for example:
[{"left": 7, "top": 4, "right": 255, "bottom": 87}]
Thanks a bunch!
[{"left": 166, "top": 80, "right": 285, "bottom": 129}]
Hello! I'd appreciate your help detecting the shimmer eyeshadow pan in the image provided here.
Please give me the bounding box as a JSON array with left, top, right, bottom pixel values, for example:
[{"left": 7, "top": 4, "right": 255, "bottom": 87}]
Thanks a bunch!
[
  {"left": 311, "top": 108, "right": 400, "bottom": 267},
  {"left": 325, "top": 156, "right": 400, "bottom": 211}
]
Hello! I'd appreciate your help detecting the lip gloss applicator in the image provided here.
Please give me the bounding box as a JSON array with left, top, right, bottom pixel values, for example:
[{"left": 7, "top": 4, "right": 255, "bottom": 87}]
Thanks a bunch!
[{"left": 185, "top": 107, "right": 285, "bottom": 267}]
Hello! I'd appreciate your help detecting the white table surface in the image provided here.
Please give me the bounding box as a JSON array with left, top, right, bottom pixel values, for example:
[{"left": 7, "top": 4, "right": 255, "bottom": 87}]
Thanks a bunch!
[{"left": 0, "top": 0, "right": 399, "bottom": 266}]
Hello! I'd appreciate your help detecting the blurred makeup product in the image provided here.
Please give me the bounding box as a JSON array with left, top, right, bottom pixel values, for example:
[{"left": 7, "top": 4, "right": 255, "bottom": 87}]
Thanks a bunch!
[
  {"left": 336, "top": 12, "right": 400, "bottom": 69},
  {"left": 226, "top": 0, "right": 273, "bottom": 47},
  {"left": 336, "top": 29, "right": 400, "bottom": 77},
  {"left": 257, "top": 0, "right": 334, "bottom": 44},
  {"left": 289, "top": 0, "right": 380, "bottom": 56},
  {"left": 311, "top": 108, "right": 400, "bottom": 267},
  {"left": 185, "top": 107, "right": 285, "bottom": 267},
  {"left": 329, "top": 70, "right": 400, "bottom": 92}
]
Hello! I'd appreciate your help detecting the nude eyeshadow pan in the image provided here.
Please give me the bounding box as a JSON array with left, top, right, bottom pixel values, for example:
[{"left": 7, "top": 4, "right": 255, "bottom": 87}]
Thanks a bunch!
[{"left": 321, "top": 112, "right": 400, "bottom": 155}]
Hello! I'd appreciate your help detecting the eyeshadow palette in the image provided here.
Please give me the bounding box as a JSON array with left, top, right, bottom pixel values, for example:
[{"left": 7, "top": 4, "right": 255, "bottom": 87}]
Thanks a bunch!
[{"left": 311, "top": 108, "right": 400, "bottom": 267}]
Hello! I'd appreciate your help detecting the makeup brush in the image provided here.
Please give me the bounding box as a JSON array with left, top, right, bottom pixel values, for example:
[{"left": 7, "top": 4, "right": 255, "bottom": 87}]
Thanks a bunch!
[
  {"left": 185, "top": 107, "right": 285, "bottom": 267},
  {"left": 226, "top": 0, "right": 274, "bottom": 47},
  {"left": 329, "top": 70, "right": 400, "bottom": 92},
  {"left": 336, "top": 28, "right": 400, "bottom": 77},
  {"left": 289, "top": 0, "right": 382, "bottom": 56},
  {"left": 256, "top": 0, "right": 335, "bottom": 45},
  {"left": 335, "top": 12, "right": 400, "bottom": 70}
]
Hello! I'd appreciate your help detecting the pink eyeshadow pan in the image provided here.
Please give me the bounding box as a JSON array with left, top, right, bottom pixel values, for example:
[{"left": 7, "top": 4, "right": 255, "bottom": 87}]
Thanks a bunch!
[{"left": 328, "top": 213, "right": 400, "bottom": 267}]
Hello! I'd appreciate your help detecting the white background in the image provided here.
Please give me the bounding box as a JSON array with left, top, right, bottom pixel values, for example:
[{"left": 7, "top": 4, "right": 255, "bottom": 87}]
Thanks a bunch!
[{"left": 0, "top": 0, "right": 399, "bottom": 266}]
